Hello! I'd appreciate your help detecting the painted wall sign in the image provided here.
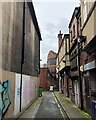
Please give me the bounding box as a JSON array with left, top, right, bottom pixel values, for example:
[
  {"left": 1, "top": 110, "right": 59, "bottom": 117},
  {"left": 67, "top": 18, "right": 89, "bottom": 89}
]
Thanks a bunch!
[{"left": 84, "top": 61, "right": 96, "bottom": 71}]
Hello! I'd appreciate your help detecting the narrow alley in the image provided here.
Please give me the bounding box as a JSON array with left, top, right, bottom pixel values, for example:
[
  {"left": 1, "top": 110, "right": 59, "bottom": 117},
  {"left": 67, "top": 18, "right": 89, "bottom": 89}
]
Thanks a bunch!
[
  {"left": 19, "top": 92, "right": 65, "bottom": 119},
  {"left": 18, "top": 91, "right": 91, "bottom": 119},
  {"left": 1, "top": 1, "right": 96, "bottom": 120}
]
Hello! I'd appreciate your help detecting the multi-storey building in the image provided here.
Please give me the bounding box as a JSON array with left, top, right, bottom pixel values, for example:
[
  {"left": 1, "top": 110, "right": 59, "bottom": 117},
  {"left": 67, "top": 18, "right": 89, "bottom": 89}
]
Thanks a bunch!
[
  {"left": 56, "top": 31, "right": 64, "bottom": 93},
  {"left": 1, "top": 1, "right": 41, "bottom": 118},
  {"left": 39, "top": 51, "right": 57, "bottom": 91},
  {"left": 62, "top": 34, "right": 70, "bottom": 97},
  {"left": 56, "top": 1, "right": 96, "bottom": 118},
  {"left": 80, "top": 0, "right": 96, "bottom": 118},
  {"left": 68, "top": 7, "right": 82, "bottom": 107},
  {"left": 56, "top": 31, "right": 70, "bottom": 96},
  {"left": 47, "top": 50, "right": 57, "bottom": 89}
]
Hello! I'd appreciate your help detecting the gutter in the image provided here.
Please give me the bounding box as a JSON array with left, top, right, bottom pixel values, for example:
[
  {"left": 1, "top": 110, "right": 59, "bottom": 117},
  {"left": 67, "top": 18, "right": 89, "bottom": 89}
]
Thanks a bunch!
[{"left": 53, "top": 93, "right": 71, "bottom": 119}]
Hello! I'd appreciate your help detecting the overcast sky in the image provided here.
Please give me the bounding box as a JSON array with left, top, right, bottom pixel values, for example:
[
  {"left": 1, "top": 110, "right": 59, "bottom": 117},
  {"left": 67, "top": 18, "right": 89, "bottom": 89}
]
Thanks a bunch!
[{"left": 33, "top": 0, "right": 80, "bottom": 64}]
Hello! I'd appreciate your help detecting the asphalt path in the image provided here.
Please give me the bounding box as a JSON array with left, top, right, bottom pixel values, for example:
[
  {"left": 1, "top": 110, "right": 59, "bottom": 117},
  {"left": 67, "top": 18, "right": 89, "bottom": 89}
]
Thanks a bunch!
[{"left": 35, "top": 92, "right": 64, "bottom": 119}]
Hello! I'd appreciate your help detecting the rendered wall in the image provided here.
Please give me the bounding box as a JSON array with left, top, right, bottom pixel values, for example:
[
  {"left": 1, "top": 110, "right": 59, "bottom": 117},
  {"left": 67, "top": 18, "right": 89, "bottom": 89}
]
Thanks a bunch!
[
  {"left": 14, "top": 73, "right": 38, "bottom": 116},
  {"left": 0, "top": 70, "right": 39, "bottom": 118}
]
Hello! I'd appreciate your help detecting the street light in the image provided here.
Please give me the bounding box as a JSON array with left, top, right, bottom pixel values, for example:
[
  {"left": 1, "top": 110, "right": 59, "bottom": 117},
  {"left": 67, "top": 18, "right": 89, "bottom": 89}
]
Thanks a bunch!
[{"left": 78, "top": 36, "right": 86, "bottom": 43}]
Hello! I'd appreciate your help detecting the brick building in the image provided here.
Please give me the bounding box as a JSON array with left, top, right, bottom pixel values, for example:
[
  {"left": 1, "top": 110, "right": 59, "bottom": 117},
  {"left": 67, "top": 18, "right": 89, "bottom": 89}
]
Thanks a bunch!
[
  {"left": 47, "top": 50, "right": 58, "bottom": 89},
  {"left": 56, "top": 31, "right": 70, "bottom": 95},
  {"left": 40, "top": 50, "right": 58, "bottom": 91},
  {"left": 80, "top": 1, "right": 96, "bottom": 118},
  {"left": 56, "top": 1, "right": 96, "bottom": 119},
  {"left": 39, "top": 64, "right": 50, "bottom": 91},
  {"left": 68, "top": 7, "right": 82, "bottom": 107}
]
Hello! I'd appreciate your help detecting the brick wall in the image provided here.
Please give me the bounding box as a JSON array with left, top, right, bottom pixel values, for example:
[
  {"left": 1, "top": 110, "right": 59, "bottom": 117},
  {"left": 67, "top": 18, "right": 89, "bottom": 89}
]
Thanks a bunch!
[{"left": 40, "top": 68, "right": 50, "bottom": 91}]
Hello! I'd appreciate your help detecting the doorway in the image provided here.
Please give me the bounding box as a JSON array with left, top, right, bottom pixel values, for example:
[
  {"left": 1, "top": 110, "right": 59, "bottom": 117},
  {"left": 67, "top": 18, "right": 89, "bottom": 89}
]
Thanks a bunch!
[{"left": 74, "top": 80, "right": 80, "bottom": 106}]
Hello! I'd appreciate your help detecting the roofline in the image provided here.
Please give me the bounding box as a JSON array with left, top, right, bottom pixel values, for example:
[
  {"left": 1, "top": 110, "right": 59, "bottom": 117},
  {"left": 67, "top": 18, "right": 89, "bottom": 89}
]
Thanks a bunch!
[
  {"left": 57, "top": 33, "right": 69, "bottom": 57},
  {"left": 64, "top": 34, "right": 70, "bottom": 38},
  {"left": 27, "top": 2, "right": 42, "bottom": 41},
  {"left": 48, "top": 50, "right": 57, "bottom": 55},
  {"left": 68, "top": 7, "right": 80, "bottom": 28}
]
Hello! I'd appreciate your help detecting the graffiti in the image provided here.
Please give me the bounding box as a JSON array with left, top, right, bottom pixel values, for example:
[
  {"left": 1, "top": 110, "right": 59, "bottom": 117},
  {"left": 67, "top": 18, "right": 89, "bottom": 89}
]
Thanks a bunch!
[
  {"left": 0, "top": 80, "right": 11, "bottom": 118},
  {"left": 17, "top": 88, "right": 20, "bottom": 96}
]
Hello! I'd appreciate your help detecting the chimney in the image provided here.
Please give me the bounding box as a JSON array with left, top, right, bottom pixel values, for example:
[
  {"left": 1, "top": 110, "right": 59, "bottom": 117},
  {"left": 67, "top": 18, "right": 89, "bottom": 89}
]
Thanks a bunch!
[{"left": 58, "top": 30, "right": 63, "bottom": 49}]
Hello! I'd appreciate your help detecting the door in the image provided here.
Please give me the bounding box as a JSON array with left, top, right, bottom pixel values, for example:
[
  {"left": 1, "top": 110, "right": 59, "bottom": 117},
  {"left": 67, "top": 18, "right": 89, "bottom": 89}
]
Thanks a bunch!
[
  {"left": 74, "top": 80, "right": 79, "bottom": 106},
  {"left": 85, "top": 76, "right": 91, "bottom": 111}
]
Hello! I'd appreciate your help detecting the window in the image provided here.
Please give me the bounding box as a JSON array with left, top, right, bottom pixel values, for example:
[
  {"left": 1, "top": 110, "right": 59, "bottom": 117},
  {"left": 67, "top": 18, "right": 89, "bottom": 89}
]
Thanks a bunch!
[
  {"left": 73, "top": 25, "right": 75, "bottom": 38},
  {"left": 49, "top": 58, "right": 56, "bottom": 65},
  {"left": 70, "top": 31, "right": 72, "bottom": 41},
  {"left": 66, "top": 39, "right": 67, "bottom": 54},
  {"left": 83, "top": 0, "right": 87, "bottom": 22}
]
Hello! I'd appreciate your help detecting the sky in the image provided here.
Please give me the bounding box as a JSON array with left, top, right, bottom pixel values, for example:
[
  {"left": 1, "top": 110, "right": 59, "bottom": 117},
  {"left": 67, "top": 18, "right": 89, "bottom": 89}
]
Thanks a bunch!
[{"left": 33, "top": 0, "right": 80, "bottom": 64}]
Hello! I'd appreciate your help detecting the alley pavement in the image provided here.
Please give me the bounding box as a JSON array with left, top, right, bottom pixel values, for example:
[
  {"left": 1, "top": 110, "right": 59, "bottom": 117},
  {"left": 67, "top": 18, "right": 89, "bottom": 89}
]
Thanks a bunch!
[
  {"left": 54, "top": 92, "right": 92, "bottom": 119},
  {"left": 35, "top": 92, "right": 63, "bottom": 119},
  {"left": 18, "top": 92, "right": 64, "bottom": 119},
  {"left": 18, "top": 97, "right": 42, "bottom": 118},
  {"left": 18, "top": 91, "right": 92, "bottom": 119}
]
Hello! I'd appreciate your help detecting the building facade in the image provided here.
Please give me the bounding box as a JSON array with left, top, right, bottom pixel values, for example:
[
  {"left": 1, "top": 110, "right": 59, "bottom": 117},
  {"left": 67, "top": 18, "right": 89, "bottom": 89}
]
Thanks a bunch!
[
  {"left": 1, "top": 1, "right": 41, "bottom": 118},
  {"left": 56, "top": 31, "right": 70, "bottom": 96},
  {"left": 39, "top": 64, "right": 50, "bottom": 91},
  {"left": 69, "top": 7, "right": 82, "bottom": 107},
  {"left": 47, "top": 50, "right": 58, "bottom": 89},
  {"left": 80, "top": 0, "right": 96, "bottom": 118},
  {"left": 56, "top": 1, "right": 96, "bottom": 119},
  {"left": 56, "top": 31, "right": 64, "bottom": 93}
]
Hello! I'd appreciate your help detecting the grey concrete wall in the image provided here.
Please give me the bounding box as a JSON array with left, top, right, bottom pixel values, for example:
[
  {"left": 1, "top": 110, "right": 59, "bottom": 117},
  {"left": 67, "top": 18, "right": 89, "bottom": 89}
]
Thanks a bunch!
[
  {"left": 2, "top": 2, "right": 23, "bottom": 73},
  {"left": 0, "top": 2, "right": 2, "bottom": 69},
  {"left": 2, "top": 2, "right": 40, "bottom": 77},
  {"left": 22, "top": 3, "right": 40, "bottom": 76}
]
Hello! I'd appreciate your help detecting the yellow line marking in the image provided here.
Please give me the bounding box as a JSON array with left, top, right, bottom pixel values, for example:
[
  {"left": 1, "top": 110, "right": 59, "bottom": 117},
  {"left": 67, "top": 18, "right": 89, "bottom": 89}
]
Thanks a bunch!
[
  {"left": 52, "top": 93, "right": 65, "bottom": 119},
  {"left": 54, "top": 98, "right": 57, "bottom": 103}
]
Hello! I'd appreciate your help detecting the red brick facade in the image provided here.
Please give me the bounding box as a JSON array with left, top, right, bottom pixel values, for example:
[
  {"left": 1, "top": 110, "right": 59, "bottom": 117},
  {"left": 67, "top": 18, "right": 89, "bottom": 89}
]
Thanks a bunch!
[
  {"left": 47, "top": 51, "right": 58, "bottom": 88},
  {"left": 39, "top": 67, "right": 50, "bottom": 91}
]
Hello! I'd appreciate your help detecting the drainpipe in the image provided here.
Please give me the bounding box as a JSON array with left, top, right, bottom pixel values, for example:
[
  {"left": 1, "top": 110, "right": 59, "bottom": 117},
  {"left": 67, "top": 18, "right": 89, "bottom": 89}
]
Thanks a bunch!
[
  {"left": 67, "top": 75, "right": 69, "bottom": 97},
  {"left": 58, "top": 55, "right": 60, "bottom": 92},
  {"left": 77, "top": 38, "right": 83, "bottom": 110},
  {"left": 20, "top": 1, "right": 26, "bottom": 112}
]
